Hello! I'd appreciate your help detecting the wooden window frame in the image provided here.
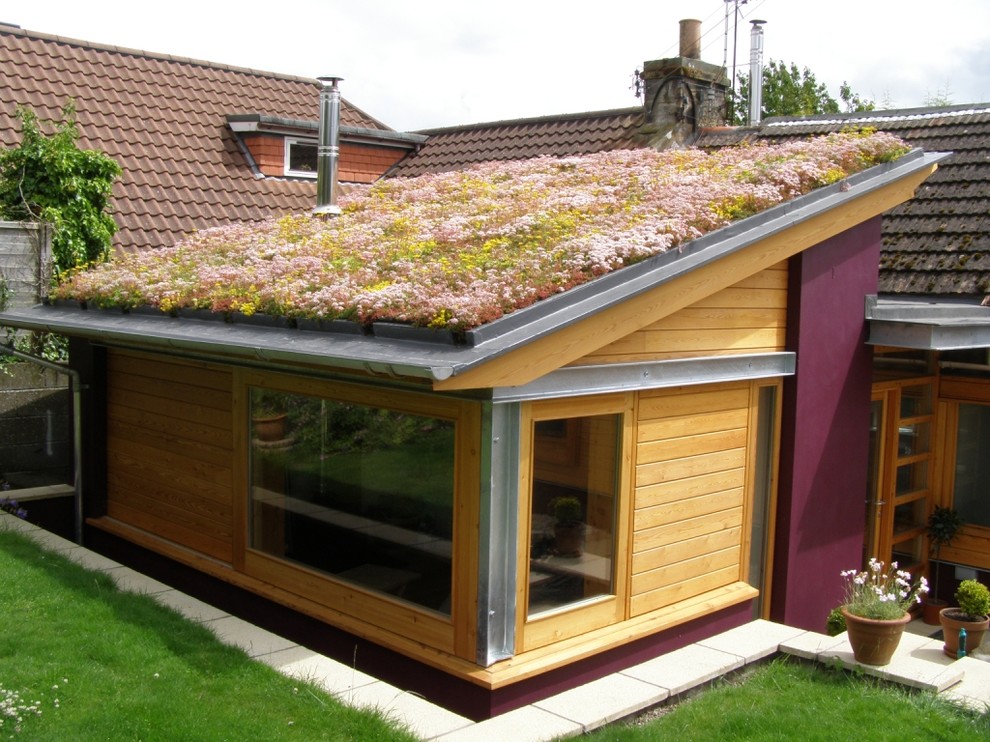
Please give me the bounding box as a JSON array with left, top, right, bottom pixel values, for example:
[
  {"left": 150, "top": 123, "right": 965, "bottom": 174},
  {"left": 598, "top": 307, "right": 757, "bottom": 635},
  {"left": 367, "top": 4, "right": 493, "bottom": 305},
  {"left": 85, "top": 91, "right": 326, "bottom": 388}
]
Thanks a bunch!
[
  {"left": 234, "top": 369, "right": 480, "bottom": 658},
  {"left": 515, "top": 393, "right": 634, "bottom": 652}
]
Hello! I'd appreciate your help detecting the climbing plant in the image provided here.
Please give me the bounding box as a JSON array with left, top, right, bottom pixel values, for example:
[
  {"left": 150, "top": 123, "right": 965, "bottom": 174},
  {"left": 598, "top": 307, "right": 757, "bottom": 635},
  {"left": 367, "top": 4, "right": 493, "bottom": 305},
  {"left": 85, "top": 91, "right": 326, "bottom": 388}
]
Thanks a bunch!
[{"left": 0, "top": 101, "right": 121, "bottom": 279}]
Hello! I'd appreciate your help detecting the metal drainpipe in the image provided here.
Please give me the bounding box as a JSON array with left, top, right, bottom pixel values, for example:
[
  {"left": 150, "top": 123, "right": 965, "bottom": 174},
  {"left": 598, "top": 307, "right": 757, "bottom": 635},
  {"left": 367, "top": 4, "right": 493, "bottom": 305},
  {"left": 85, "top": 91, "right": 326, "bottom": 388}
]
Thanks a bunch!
[
  {"left": 314, "top": 75, "right": 343, "bottom": 217},
  {"left": 0, "top": 345, "right": 84, "bottom": 544}
]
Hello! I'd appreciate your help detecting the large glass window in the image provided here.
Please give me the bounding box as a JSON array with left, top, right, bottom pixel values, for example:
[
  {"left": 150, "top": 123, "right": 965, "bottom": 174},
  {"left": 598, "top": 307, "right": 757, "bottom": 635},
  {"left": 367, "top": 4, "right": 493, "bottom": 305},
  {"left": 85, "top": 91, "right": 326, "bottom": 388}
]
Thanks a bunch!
[
  {"left": 954, "top": 403, "right": 990, "bottom": 527},
  {"left": 249, "top": 387, "right": 455, "bottom": 614},
  {"left": 527, "top": 413, "right": 621, "bottom": 617}
]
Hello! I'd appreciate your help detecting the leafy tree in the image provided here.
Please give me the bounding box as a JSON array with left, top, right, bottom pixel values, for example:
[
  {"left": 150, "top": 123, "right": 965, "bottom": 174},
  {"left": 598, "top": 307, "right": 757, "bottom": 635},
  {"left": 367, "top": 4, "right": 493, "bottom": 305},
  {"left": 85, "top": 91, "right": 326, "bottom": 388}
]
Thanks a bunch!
[
  {"left": 0, "top": 102, "right": 121, "bottom": 278},
  {"left": 732, "top": 60, "right": 874, "bottom": 124}
]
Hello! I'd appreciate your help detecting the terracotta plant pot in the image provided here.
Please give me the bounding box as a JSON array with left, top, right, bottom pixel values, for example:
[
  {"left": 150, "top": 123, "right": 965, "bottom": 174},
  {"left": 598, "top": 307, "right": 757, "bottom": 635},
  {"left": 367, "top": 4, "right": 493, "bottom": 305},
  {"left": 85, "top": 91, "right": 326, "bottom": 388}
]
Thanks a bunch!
[
  {"left": 253, "top": 413, "right": 288, "bottom": 442},
  {"left": 922, "top": 598, "right": 948, "bottom": 626},
  {"left": 939, "top": 607, "right": 990, "bottom": 658},
  {"left": 554, "top": 523, "right": 584, "bottom": 558},
  {"left": 841, "top": 607, "right": 910, "bottom": 666}
]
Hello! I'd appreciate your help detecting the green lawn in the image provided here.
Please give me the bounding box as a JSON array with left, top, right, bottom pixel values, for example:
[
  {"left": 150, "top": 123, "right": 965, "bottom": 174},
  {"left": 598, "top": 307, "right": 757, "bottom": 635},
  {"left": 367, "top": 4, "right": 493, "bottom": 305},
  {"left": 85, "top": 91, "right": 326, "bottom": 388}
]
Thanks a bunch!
[
  {"left": 0, "top": 526, "right": 417, "bottom": 741},
  {"left": 583, "top": 655, "right": 990, "bottom": 741}
]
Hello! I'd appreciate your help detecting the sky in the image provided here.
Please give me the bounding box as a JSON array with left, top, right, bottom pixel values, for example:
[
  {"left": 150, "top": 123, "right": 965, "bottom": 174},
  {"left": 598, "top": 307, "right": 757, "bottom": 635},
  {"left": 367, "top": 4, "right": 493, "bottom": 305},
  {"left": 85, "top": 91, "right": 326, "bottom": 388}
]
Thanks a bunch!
[{"left": 5, "top": 0, "right": 990, "bottom": 131}]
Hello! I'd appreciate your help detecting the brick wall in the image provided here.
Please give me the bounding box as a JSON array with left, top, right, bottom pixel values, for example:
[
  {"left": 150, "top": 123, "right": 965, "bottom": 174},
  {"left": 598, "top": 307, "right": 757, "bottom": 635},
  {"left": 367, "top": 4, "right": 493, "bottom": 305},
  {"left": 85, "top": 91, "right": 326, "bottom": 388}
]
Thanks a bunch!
[{"left": 241, "top": 136, "right": 408, "bottom": 183}]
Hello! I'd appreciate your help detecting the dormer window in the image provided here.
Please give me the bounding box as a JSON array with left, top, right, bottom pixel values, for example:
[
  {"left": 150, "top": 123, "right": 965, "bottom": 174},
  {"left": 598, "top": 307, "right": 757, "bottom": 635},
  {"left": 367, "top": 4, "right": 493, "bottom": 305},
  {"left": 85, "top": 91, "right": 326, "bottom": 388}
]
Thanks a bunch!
[{"left": 285, "top": 138, "right": 318, "bottom": 178}]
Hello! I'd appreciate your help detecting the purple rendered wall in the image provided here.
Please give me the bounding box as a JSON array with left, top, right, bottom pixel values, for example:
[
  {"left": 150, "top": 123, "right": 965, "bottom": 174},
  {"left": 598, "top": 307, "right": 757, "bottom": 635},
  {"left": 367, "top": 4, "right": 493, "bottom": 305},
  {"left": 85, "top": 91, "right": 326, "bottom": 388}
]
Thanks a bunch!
[{"left": 771, "top": 216, "right": 882, "bottom": 631}]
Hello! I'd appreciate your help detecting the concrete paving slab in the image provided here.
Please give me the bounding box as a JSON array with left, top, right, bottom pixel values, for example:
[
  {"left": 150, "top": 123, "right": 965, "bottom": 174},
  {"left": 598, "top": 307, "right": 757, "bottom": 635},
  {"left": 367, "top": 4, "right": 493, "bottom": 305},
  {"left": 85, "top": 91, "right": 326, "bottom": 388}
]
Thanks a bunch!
[
  {"left": 345, "top": 680, "right": 475, "bottom": 740},
  {"left": 204, "top": 614, "right": 299, "bottom": 657},
  {"left": 437, "top": 704, "right": 583, "bottom": 742},
  {"left": 779, "top": 630, "right": 846, "bottom": 660},
  {"left": 698, "top": 618, "right": 809, "bottom": 662},
  {"left": 20, "top": 525, "right": 79, "bottom": 554},
  {"left": 108, "top": 566, "right": 173, "bottom": 595},
  {"left": 942, "top": 656, "right": 990, "bottom": 712},
  {"left": 877, "top": 636, "right": 962, "bottom": 691},
  {"left": 152, "top": 589, "right": 230, "bottom": 622},
  {"left": 260, "top": 645, "right": 379, "bottom": 695},
  {"left": 66, "top": 547, "right": 125, "bottom": 572},
  {"left": 622, "top": 643, "right": 744, "bottom": 697},
  {"left": 533, "top": 671, "right": 669, "bottom": 732}
]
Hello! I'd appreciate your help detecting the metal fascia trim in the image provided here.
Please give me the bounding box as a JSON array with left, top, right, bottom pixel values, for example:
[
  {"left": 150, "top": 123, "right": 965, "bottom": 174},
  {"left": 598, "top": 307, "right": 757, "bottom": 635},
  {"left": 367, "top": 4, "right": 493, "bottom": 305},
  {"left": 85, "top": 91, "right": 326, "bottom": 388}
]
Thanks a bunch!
[{"left": 491, "top": 353, "right": 796, "bottom": 402}]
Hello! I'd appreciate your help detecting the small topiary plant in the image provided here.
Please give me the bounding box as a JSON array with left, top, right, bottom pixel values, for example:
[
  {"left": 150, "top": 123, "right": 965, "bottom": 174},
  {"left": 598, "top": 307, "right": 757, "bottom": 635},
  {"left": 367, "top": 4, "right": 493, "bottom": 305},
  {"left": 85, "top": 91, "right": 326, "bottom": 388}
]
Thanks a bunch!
[
  {"left": 826, "top": 606, "right": 846, "bottom": 636},
  {"left": 549, "top": 496, "right": 582, "bottom": 526},
  {"left": 955, "top": 579, "right": 990, "bottom": 621}
]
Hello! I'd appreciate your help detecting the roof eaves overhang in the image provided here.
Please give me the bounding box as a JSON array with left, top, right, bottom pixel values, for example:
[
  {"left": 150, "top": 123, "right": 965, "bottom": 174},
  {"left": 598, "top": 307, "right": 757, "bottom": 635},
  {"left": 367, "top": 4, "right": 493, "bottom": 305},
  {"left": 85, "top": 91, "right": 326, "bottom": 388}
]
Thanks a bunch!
[
  {"left": 0, "top": 150, "right": 946, "bottom": 390},
  {"left": 865, "top": 295, "right": 990, "bottom": 350},
  {"left": 226, "top": 114, "right": 428, "bottom": 148}
]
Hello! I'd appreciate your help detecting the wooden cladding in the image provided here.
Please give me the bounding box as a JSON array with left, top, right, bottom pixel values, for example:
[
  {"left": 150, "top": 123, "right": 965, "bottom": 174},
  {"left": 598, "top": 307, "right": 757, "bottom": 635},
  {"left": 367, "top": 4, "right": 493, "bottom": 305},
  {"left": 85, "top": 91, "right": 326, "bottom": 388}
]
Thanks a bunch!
[
  {"left": 577, "top": 264, "right": 788, "bottom": 365},
  {"left": 106, "top": 350, "right": 235, "bottom": 563},
  {"left": 630, "top": 382, "right": 752, "bottom": 617}
]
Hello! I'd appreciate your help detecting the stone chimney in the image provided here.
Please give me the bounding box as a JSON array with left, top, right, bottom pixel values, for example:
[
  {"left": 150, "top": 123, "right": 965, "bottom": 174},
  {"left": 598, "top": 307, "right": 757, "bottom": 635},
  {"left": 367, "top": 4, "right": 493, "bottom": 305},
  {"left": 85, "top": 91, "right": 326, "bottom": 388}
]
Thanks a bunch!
[{"left": 640, "top": 19, "right": 730, "bottom": 148}]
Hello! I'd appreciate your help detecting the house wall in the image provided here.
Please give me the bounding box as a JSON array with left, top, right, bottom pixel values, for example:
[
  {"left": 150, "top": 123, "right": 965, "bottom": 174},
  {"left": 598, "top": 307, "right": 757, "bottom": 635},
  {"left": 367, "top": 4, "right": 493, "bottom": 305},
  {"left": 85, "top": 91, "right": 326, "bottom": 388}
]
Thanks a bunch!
[
  {"left": 105, "top": 352, "right": 235, "bottom": 563},
  {"left": 772, "top": 216, "right": 882, "bottom": 629},
  {"left": 631, "top": 381, "right": 751, "bottom": 615},
  {"left": 242, "top": 134, "right": 408, "bottom": 183},
  {"left": 575, "top": 263, "right": 787, "bottom": 364}
]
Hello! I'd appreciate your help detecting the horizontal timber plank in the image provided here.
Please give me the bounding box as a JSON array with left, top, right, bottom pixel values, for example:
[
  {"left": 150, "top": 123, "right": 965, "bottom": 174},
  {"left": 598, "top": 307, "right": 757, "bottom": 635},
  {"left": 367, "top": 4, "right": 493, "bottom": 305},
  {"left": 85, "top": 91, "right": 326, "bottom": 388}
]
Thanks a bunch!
[
  {"left": 108, "top": 469, "right": 232, "bottom": 525},
  {"left": 635, "top": 468, "right": 746, "bottom": 509},
  {"left": 938, "top": 376, "right": 990, "bottom": 402},
  {"left": 107, "top": 489, "right": 232, "bottom": 544},
  {"left": 108, "top": 444, "right": 234, "bottom": 504},
  {"left": 107, "top": 417, "right": 232, "bottom": 467},
  {"left": 634, "top": 488, "right": 744, "bottom": 532},
  {"left": 638, "top": 427, "right": 748, "bottom": 464},
  {"left": 111, "top": 370, "right": 233, "bottom": 412},
  {"left": 630, "top": 565, "right": 740, "bottom": 616},
  {"left": 644, "top": 305, "right": 785, "bottom": 330},
  {"left": 637, "top": 408, "right": 748, "bottom": 443},
  {"left": 634, "top": 507, "right": 743, "bottom": 553},
  {"left": 633, "top": 526, "right": 742, "bottom": 575},
  {"left": 106, "top": 501, "right": 232, "bottom": 562},
  {"left": 108, "top": 434, "right": 233, "bottom": 488},
  {"left": 109, "top": 351, "right": 233, "bottom": 392},
  {"left": 109, "top": 386, "right": 233, "bottom": 430},
  {"left": 108, "top": 402, "right": 233, "bottom": 450},
  {"left": 632, "top": 545, "right": 741, "bottom": 594},
  {"left": 636, "top": 447, "right": 746, "bottom": 487},
  {"left": 639, "top": 385, "right": 749, "bottom": 420}
]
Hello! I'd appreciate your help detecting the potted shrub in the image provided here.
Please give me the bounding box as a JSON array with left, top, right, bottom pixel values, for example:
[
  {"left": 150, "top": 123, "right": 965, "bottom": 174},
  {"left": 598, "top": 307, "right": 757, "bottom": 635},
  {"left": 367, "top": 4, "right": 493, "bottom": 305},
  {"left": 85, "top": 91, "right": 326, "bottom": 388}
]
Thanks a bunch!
[
  {"left": 924, "top": 506, "right": 963, "bottom": 624},
  {"left": 549, "top": 496, "right": 584, "bottom": 557},
  {"left": 839, "top": 558, "right": 929, "bottom": 665},
  {"left": 940, "top": 578, "right": 990, "bottom": 658}
]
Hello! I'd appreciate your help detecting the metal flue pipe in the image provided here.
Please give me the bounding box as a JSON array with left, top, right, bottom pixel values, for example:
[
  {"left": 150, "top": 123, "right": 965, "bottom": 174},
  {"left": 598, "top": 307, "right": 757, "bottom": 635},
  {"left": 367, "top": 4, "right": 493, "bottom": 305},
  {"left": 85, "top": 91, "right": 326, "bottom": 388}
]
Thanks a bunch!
[
  {"left": 314, "top": 75, "right": 343, "bottom": 217},
  {"left": 748, "top": 20, "right": 766, "bottom": 126}
]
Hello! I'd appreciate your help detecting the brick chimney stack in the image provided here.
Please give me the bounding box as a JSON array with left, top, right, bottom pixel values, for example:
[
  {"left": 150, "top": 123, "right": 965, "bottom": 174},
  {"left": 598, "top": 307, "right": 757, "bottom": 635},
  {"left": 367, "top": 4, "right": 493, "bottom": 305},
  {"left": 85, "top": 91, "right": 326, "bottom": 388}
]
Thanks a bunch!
[{"left": 640, "top": 19, "right": 730, "bottom": 148}]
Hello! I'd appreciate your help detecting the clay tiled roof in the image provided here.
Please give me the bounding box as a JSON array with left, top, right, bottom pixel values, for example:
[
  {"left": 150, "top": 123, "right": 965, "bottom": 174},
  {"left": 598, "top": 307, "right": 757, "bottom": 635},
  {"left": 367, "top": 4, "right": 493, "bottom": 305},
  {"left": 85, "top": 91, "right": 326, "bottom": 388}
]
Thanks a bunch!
[
  {"left": 697, "top": 105, "right": 990, "bottom": 299},
  {"left": 387, "top": 108, "right": 647, "bottom": 178},
  {"left": 0, "top": 25, "right": 391, "bottom": 253}
]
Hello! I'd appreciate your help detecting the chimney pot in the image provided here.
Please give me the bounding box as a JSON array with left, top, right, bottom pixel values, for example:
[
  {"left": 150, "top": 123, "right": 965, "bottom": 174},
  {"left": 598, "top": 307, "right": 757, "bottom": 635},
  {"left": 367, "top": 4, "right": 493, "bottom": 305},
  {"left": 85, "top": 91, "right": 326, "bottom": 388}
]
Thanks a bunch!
[{"left": 679, "top": 19, "right": 702, "bottom": 59}]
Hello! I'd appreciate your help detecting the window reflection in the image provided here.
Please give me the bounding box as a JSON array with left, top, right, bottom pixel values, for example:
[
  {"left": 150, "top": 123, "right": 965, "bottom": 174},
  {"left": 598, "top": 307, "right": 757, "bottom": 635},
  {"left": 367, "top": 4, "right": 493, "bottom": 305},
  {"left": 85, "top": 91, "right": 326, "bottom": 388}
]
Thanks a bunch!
[
  {"left": 528, "top": 414, "right": 620, "bottom": 617},
  {"left": 249, "top": 388, "right": 455, "bottom": 615}
]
